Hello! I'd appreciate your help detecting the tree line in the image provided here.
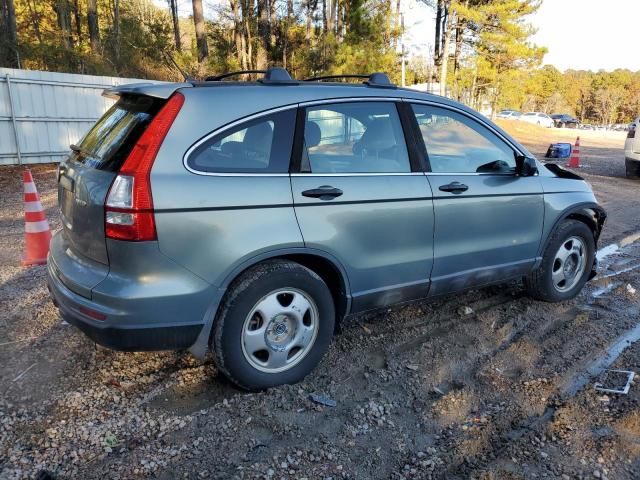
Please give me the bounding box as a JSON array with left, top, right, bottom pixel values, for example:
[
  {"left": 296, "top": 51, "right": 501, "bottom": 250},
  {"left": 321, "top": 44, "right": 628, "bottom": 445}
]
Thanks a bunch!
[
  {"left": 0, "top": 0, "right": 638, "bottom": 123},
  {"left": 0, "top": 0, "right": 402, "bottom": 81}
]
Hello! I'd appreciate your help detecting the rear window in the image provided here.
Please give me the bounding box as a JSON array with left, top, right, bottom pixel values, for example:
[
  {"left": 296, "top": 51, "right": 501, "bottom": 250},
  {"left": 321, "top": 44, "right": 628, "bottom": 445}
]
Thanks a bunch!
[{"left": 71, "top": 95, "right": 163, "bottom": 171}]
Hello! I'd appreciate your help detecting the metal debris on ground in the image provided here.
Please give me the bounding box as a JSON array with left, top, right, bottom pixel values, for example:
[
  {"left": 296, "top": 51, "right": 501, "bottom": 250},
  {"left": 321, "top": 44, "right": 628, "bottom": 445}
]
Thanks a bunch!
[
  {"left": 626, "top": 284, "right": 636, "bottom": 295},
  {"left": 308, "top": 393, "right": 337, "bottom": 407},
  {"left": 458, "top": 306, "right": 474, "bottom": 316},
  {"left": 406, "top": 364, "right": 419, "bottom": 371},
  {"left": 594, "top": 369, "right": 636, "bottom": 395},
  {"left": 12, "top": 362, "right": 37, "bottom": 382},
  {"left": 432, "top": 386, "right": 445, "bottom": 396}
]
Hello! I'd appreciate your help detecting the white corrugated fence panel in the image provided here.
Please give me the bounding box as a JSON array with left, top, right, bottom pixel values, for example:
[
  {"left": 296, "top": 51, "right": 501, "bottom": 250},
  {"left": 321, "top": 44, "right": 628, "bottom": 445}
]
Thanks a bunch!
[{"left": 0, "top": 68, "right": 163, "bottom": 165}]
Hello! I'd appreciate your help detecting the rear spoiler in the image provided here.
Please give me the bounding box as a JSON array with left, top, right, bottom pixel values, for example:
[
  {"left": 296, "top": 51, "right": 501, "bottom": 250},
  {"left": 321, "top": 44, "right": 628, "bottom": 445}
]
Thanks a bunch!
[{"left": 102, "top": 82, "right": 192, "bottom": 100}]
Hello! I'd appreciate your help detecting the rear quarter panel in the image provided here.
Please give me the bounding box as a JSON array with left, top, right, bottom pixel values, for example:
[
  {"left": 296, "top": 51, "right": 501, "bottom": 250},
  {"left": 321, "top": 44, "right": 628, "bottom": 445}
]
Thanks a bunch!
[{"left": 149, "top": 88, "right": 304, "bottom": 287}]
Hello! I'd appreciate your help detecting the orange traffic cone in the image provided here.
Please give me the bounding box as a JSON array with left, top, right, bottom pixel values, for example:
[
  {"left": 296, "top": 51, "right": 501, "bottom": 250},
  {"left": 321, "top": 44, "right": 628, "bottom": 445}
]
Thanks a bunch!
[
  {"left": 566, "top": 136, "right": 581, "bottom": 168},
  {"left": 21, "top": 168, "right": 52, "bottom": 266}
]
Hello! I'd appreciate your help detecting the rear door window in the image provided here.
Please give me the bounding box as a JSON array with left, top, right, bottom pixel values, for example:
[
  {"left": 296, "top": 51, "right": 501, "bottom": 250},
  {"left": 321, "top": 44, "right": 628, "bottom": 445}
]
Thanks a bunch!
[
  {"left": 186, "top": 109, "right": 296, "bottom": 174},
  {"left": 71, "top": 95, "right": 163, "bottom": 172},
  {"left": 302, "top": 102, "right": 411, "bottom": 173}
]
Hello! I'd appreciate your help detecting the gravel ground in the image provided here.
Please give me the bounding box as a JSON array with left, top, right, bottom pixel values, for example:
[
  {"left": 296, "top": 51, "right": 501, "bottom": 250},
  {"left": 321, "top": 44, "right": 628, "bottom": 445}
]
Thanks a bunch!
[{"left": 1, "top": 131, "right": 639, "bottom": 480}]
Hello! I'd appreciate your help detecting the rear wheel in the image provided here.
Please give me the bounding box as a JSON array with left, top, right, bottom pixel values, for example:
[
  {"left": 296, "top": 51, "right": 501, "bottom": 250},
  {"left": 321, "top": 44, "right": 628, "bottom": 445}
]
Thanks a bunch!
[
  {"left": 212, "top": 260, "right": 335, "bottom": 390},
  {"left": 525, "top": 220, "right": 595, "bottom": 302}
]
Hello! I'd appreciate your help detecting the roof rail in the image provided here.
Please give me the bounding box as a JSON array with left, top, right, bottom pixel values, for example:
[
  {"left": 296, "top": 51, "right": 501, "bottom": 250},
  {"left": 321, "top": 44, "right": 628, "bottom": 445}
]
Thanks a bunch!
[
  {"left": 303, "top": 72, "right": 396, "bottom": 89},
  {"left": 205, "top": 70, "right": 267, "bottom": 81},
  {"left": 204, "top": 67, "right": 297, "bottom": 85},
  {"left": 304, "top": 74, "right": 369, "bottom": 82},
  {"left": 200, "top": 68, "right": 395, "bottom": 88}
]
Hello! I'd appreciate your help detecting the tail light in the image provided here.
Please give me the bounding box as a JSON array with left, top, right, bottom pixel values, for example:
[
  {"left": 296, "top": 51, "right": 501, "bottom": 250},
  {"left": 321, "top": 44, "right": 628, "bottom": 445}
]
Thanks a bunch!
[{"left": 105, "top": 93, "right": 184, "bottom": 241}]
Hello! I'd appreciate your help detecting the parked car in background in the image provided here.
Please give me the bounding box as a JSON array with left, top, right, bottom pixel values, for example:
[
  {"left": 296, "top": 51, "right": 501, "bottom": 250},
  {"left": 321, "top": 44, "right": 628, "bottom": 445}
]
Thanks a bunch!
[
  {"left": 580, "top": 124, "right": 596, "bottom": 130},
  {"left": 625, "top": 117, "right": 640, "bottom": 178},
  {"left": 497, "top": 110, "right": 522, "bottom": 120},
  {"left": 47, "top": 68, "right": 606, "bottom": 390},
  {"left": 611, "top": 123, "right": 630, "bottom": 131},
  {"left": 520, "top": 112, "right": 555, "bottom": 128},
  {"left": 551, "top": 114, "right": 580, "bottom": 129}
]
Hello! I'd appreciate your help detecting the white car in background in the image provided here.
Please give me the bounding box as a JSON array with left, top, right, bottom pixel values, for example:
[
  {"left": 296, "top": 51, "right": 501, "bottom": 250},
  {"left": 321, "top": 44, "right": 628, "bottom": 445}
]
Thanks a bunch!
[
  {"left": 520, "top": 112, "right": 554, "bottom": 128},
  {"left": 625, "top": 117, "right": 640, "bottom": 178},
  {"left": 496, "top": 110, "right": 522, "bottom": 120}
]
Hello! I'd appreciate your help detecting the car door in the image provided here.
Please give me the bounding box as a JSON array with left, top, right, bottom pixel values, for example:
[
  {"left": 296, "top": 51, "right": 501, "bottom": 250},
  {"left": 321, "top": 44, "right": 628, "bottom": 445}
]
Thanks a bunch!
[
  {"left": 290, "top": 100, "right": 434, "bottom": 313},
  {"left": 408, "top": 103, "right": 544, "bottom": 296}
]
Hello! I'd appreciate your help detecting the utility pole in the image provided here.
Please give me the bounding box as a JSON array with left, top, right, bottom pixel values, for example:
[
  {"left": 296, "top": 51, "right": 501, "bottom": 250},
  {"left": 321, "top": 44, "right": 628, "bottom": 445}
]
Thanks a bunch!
[{"left": 400, "top": 12, "right": 406, "bottom": 87}]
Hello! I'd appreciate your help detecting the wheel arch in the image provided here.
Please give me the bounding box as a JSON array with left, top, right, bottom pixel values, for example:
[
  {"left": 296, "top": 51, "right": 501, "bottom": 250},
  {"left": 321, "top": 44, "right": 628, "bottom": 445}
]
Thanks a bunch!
[
  {"left": 188, "top": 247, "right": 352, "bottom": 359},
  {"left": 539, "top": 202, "right": 607, "bottom": 257}
]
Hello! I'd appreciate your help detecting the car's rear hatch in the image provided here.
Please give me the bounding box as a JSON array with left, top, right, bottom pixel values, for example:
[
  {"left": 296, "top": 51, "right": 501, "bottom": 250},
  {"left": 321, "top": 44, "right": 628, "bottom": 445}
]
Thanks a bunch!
[{"left": 58, "top": 94, "right": 166, "bottom": 266}]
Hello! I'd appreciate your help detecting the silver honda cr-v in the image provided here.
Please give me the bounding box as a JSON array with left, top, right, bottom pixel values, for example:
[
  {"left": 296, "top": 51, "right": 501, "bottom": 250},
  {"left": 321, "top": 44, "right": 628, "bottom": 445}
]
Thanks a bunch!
[{"left": 48, "top": 68, "right": 606, "bottom": 390}]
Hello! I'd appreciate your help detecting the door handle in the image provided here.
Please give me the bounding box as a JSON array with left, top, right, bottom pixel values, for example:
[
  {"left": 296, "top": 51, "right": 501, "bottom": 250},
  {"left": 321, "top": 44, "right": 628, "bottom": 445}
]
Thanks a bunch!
[
  {"left": 438, "top": 182, "right": 468, "bottom": 194},
  {"left": 302, "top": 186, "right": 343, "bottom": 200}
]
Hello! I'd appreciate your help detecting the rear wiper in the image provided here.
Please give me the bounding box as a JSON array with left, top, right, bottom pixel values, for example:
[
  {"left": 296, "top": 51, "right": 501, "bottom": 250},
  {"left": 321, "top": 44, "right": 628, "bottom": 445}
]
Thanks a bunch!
[{"left": 70, "top": 144, "right": 96, "bottom": 158}]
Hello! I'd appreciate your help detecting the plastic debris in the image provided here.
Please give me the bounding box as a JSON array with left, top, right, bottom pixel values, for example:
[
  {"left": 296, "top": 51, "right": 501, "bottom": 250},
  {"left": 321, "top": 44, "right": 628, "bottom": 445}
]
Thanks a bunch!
[
  {"left": 308, "top": 394, "right": 337, "bottom": 407},
  {"left": 594, "top": 369, "right": 635, "bottom": 395}
]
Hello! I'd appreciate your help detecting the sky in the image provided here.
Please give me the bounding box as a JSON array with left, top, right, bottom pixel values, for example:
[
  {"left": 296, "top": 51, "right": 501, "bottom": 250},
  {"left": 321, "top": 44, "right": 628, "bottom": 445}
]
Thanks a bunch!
[
  {"left": 400, "top": 0, "right": 640, "bottom": 72},
  {"left": 530, "top": 0, "right": 640, "bottom": 72},
  {"left": 164, "top": 0, "right": 640, "bottom": 73}
]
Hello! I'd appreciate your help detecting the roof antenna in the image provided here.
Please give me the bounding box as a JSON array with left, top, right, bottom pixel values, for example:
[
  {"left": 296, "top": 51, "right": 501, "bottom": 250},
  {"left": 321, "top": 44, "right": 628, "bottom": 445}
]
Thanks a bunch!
[{"left": 163, "top": 52, "right": 195, "bottom": 82}]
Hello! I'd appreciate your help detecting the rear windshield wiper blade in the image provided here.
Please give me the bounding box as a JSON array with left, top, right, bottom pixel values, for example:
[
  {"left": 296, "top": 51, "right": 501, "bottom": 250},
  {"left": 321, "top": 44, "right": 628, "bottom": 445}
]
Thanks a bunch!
[{"left": 70, "top": 144, "right": 97, "bottom": 159}]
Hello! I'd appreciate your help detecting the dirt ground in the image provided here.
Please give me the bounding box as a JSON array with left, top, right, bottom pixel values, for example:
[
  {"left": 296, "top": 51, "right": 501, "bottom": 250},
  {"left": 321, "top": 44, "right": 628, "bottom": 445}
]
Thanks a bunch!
[{"left": 1, "top": 125, "right": 640, "bottom": 480}]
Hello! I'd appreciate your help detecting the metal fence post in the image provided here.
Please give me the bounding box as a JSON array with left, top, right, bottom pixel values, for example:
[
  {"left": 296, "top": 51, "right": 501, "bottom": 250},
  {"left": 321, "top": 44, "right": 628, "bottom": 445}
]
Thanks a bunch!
[{"left": 5, "top": 74, "right": 22, "bottom": 165}]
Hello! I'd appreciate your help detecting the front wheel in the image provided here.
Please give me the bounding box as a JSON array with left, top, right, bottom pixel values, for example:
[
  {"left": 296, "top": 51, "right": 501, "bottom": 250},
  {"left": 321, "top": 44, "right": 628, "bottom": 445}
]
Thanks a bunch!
[
  {"left": 212, "top": 260, "right": 335, "bottom": 390},
  {"left": 525, "top": 220, "right": 595, "bottom": 302}
]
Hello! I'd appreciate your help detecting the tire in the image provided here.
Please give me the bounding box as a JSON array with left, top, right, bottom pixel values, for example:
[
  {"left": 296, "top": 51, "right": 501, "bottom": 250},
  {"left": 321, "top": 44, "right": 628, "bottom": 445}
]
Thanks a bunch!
[
  {"left": 525, "top": 220, "right": 595, "bottom": 302},
  {"left": 212, "top": 259, "right": 335, "bottom": 391},
  {"left": 626, "top": 158, "right": 640, "bottom": 179}
]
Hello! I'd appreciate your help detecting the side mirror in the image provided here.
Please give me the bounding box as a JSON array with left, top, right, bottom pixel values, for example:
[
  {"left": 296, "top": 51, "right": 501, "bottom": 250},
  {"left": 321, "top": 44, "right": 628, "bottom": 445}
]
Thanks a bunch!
[{"left": 515, "top": 155, "right": 538, "bottom": 177}]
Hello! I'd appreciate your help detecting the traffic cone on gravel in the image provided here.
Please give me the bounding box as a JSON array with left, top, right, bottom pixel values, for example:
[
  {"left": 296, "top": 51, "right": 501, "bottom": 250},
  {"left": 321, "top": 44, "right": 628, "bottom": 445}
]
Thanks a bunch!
[
  {"left": 21, "top": 168, "right": 51, "bottom": 266},
  {"left": 566, "top": 136, "right": 581, "bottom": 168}
]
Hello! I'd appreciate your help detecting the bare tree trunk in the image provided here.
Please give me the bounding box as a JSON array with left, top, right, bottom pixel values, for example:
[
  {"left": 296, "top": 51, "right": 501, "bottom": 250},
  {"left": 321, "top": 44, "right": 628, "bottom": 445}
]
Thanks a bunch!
[
  {"left": 439, "top": 8, "right": 454, "bottom": 96},
  {"left": 239, "top": 0, "right": 253, "bottom": 69},
  {"left": 322, "top": 0, "right": 328, "bottom": 33},
  {"left": 192, "top": 0, "right": 208, "bottom": 63},
  {"left": 26, "top": 0, "right": 43, "bottom": 44},
  {"left": 87, "top": 0, "right": 99, "bottom": 53},
  {"left": 55, "top": 0, "right": 73, "bottom": 48},
  {"left": 87, "top": 0, "right": 100, "bottom": 53},
  {"left": 113, "top": 0, "right": 120, "bottom": 60},
  {"left": 327, "top": 0, "right": 336, "bottom": 33},
  {"left": 73, "top": 0, "right": 81, "bottom": 41},
  {"left": 337, "top": 0, "right": 344, "bottom": 41},
  {"left": 231, "top": 0, "right": 245, "bottom": 68},
  {"left": 283, "top": 0, "right": 293, "bottom": 67},
  {"left": 0, "top": 0, "right": 18, "bottom": 67},
  {"left": 434, "top": 0, "right": 443, "bottom": 68},
  {"left": 305, "top": 0, "right": 312, "bottom": 41},
  {"left": 453, "top": 18, "right": 464, "bottom": 75},
  {"left": 168, "top": 0, "right": 181, "bottom": 51},
  {"left": 269, "top": 0, "right": 276, "bottom": 47},
  {"left": 256, "top": 0, "right": 269, "bottom": 69}
]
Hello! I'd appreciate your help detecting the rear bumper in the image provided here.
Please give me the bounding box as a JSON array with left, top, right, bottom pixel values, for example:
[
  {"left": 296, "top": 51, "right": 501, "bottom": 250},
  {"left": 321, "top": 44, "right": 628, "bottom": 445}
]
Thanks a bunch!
[
  {"left": 47, "top": 230, "right": 221, "bottom": 352},
  {"left": 48, "top": 260, "right": 204, "bottom": 350}
]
